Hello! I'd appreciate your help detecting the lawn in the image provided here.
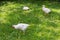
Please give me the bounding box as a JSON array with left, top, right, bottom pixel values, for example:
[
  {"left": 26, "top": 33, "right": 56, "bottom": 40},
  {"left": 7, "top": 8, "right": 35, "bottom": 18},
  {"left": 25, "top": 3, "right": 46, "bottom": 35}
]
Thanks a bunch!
[{"left": 0, "top": 1, "right": 60, "bottom": 40}]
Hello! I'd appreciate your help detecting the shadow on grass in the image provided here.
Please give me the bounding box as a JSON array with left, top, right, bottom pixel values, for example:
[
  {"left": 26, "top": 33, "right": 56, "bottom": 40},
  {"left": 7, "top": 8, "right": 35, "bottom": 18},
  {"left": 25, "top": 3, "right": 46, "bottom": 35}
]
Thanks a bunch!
[{"left": 44, "top": 10, "right": 60, "bottom": 20}]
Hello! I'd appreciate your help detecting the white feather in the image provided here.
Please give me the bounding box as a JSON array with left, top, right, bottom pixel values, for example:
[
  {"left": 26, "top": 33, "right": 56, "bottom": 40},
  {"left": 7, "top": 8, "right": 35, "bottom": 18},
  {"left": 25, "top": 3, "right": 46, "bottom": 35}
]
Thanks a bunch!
[
  {"left": 12, "top": 23, "right": 29, "bottom": 31},
  {"left": 42, "top": 5, "right": 51, "bottom": 14},
  {"left": 23, "top": 6, "right": 29, "bottom": 10}
]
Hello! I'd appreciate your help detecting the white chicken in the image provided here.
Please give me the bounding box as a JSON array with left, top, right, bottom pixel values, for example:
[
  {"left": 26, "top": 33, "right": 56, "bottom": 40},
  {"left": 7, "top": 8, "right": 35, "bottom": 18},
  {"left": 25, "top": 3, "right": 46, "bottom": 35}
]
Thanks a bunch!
[
  {"left": 42, "top": 5, "right": 51, "bottom": 14},
  {"left": 12, "top": 23, "right": 30, "bottom": 33},
  {"left": 23, "top": 6, "right": 29, "bottom": 10}
]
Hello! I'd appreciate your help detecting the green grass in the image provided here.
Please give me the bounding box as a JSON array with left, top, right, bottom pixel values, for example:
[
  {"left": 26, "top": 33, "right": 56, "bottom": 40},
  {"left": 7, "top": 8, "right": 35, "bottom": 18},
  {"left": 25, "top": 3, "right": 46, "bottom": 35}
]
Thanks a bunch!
[{"left": 0, "top": 1, "right": 60, "bottom": 40}]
